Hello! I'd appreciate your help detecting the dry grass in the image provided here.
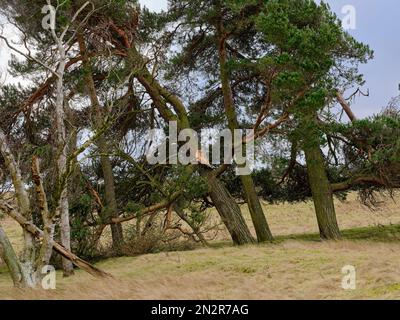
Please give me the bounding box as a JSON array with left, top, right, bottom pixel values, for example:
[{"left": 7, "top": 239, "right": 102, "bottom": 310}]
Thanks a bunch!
[
  {"left": 1, "top": 192, "right": 400, "bottom": 300},
  {"left": 212, "top": 191, "right": 400, "bottom": 241}
]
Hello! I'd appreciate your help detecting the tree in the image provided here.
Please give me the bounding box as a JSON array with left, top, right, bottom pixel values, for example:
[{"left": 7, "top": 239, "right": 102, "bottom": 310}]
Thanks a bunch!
[
  {"left": 253, "top": 0, "right": 372, "bottom": 239},
  {"left": 161, "top": 0, "right": 371, "bottom": 240},
  {"left": 164, "top": 0, "right": 274, "bottom": 242},
  {"left": 76, "top": 3, "right": 257, "bottom": 244},
  {"left": 0, "top": 0, "right": 117, "bottom": 282},
  {"left": 76, "top": 33, "right": 124, "bottom": 253}
]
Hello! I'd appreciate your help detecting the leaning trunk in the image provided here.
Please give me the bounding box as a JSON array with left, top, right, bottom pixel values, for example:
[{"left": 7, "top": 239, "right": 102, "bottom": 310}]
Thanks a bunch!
[
  {"left": 0, "top": 225, "right": 29, "bottom": 287},
  {"left": 31, "top": 156, "right": 55, "bottom": 272},
  {"left": 1, "top": 202, "right": 112, "bottom": 279},
  {"left": 206, "top": 173, "right": 254, "bottom": 245},
  {"left": 127, "top": 45, "right": 253, "bottom": 245},
  {"left": 217, "top": 24, "right": 273, "bottom": 242},
  {"left": 304, "top": 144, "right": 341, "bottom": 240},
  {"left": 240, "top": 175, "right": 273, "bottom": 241},
  {"left": 0, "top": 129, "right": 36, "bottom": 286}
]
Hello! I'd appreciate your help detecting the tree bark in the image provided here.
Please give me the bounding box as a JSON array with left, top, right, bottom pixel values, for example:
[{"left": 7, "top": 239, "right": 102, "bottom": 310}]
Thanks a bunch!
[
  {"left": 77, "top": 35, "right": 124, "bottom": 253},
  {"left": 0, "top": 224, "right": 27, "bottom": 287},
  {"left": 240, "top": 174, "right": 273, "bottom": 241},
  {"left": 0, "top": 129, "right": 36, "bottom": 286},
  {"left": 336, "top": 92, "right": 357, "bottom": 122},
  {"left": 206, "top": 173, "right": 255, "bottom": 245},
  {"left": 304, "top": 144, "right": 341, "bottom": 240},
  {"left": 216, "top": 23, "right": 273, "bottom": 242},
  {"left": 53, "top": 42, "right": 74, "bottom": 276}
]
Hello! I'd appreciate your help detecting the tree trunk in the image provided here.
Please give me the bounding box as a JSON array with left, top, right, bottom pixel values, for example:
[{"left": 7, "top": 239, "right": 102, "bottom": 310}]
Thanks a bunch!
[
  {"left": 240, "top": 175, "right": 273, "bottom": 241},
  {"left": 0, "top": 224, "right": 28, "bottom": 287},
  {"left": 128, "top": 46, "right": 253, "bottom": 246},
  {"left": 53, "top": 45, "right": 74, "bottom": 277},
  {"left": 216, "top": 23, "right": 273, "bottom": 242},
  {"left": 31, "top": 156, "right": 55, "bottom": 272},
  {"left": 102, "top": 155, "right": 124, "bottom": 253},
  {"left": 77, "top": 35, "right": 124, "bottom": 253},
  {"left": 304, "top": 144, "right": 341, "bottom": 240},
  {"left": 0, "top": 129, "right": 36, "bottom": 286},
  {"left": 206, "top": 173, "right": 255, "bottom": 245}
]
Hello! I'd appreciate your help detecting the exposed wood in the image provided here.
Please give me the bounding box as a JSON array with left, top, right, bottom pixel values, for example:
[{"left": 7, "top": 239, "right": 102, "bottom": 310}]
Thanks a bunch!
[{"left": 336, "top": 92, "right": 358, "bottom": 122}]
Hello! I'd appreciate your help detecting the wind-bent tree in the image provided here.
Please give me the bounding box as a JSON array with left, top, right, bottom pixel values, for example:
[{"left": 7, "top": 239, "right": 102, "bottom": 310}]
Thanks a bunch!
[
  {"left": 165, "top": 0, "right": 274, "bottom": 242},
  {"left": 162, "top": 0, "right": 371, "bottom": 240},
  {"left": 252, "top": 0, "right": 372, "bottom": 239},
  {"left": 78, "top": 3, "right": 256, "bottom": 244}
]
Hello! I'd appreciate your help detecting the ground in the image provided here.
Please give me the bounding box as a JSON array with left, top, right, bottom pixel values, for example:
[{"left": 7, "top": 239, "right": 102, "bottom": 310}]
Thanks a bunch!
[{"left": 1, "top": 193, "right": 400, "bottom": 300}]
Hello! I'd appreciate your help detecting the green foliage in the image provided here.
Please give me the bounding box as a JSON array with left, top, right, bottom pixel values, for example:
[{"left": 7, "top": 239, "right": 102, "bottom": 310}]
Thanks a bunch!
[
  {"left": 184, "top": 174, "right": 209, "bottom": 199},
  {"left": 69, "top": 193, "right": 100, "bottom": 258}
]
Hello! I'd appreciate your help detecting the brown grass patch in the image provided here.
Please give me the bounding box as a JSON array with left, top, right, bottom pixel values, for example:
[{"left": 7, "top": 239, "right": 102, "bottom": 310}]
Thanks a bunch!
[{"left": 1, "top": 192, "right": 400, "bottom": 300}]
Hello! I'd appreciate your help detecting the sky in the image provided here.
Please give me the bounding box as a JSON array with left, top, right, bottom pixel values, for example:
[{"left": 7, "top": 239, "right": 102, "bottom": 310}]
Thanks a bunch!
[
  {"left": 322, "top": 0, "right": 400, "bottom": 117},
  {"left": 139, "top": 0, "right": 400, "bottom": 118},
  {"left": 0, "top": 1, "right": 398, "bottom": 118}
]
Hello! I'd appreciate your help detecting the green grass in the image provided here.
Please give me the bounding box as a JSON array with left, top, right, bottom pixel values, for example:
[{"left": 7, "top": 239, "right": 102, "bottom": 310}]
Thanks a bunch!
[{"left": 276, "top": 223, "right": 400, "bottom": 243}]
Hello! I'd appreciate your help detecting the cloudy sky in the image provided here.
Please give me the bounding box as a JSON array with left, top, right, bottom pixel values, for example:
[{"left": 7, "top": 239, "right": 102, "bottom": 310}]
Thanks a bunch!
[
  {"left": 139, "top": 0, "right": 400, "bottom": 118},
  {"left": 1, "top": 1, "right": 398, "bottom": 118}
]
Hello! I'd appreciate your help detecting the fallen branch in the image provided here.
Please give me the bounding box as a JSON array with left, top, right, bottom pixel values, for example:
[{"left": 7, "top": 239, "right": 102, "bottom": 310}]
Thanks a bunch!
[
  {"left": 331, "top": 175, "right": 397, "bottom": 192},
  {"left": 110, "top": 191, "right": 182, "bottom": 225},
  {"left": 0, "top": 201, "right": 112, "bottom": 279}
]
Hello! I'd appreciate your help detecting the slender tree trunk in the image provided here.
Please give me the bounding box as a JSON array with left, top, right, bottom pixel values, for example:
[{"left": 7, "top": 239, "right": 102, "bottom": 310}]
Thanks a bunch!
[
  {"left": 102, "top": 156, "right": 124, "bottom": 252},
  {"left": 0, "top": 129, "right": 36, "bottom": 286},
  {"left": 304, "top": 144, "right": 341, "bottom": 240},
  {"left": 240, "top": 174, "right": 273, "bottom": 241},
  {"left": 216, "top": 24, "right": 273, "bottom": 242},
  {"left": 77, "top": 35, "right": 124, "bottom": 253},
  {"left": 206, "top": 173, "right": 255, "bottom": 245},
  {"left": 54, "top": 45, "right": 74, "bottom": 276},
  {"left": 0, "top": 224, "right": 27, "bottom": 287}
]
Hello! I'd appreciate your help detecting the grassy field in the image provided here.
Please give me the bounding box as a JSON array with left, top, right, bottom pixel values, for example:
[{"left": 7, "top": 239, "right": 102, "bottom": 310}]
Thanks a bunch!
[{"left": 1, "top": 193, "right": 400, "bottom": 300}]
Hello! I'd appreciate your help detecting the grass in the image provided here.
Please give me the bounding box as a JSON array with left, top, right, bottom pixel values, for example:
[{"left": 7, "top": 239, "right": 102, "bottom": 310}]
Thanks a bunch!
[
  {"left": 277, "top": 224, "right": 400, "bottom": 243},
  {"left": 1, "top": 192, "right": 400, "bottom": 300}
]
